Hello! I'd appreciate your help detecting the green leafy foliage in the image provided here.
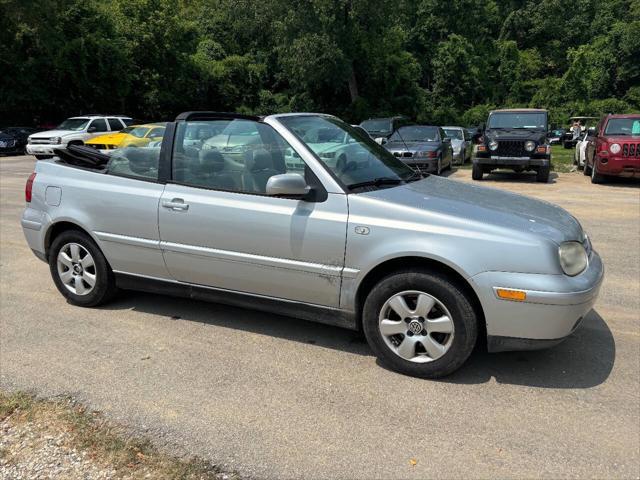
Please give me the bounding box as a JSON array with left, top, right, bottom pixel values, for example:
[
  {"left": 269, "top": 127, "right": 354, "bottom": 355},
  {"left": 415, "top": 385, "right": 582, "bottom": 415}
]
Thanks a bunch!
[{"left": 0, "top": 0, "right": 637, "bottom": 125}]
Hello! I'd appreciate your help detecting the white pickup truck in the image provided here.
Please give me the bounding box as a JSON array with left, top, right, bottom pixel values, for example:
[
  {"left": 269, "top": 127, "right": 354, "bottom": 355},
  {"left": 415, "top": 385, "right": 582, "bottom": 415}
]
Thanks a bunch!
[{"left": 26, "top": 115, "right": 132, "bottom": 159}]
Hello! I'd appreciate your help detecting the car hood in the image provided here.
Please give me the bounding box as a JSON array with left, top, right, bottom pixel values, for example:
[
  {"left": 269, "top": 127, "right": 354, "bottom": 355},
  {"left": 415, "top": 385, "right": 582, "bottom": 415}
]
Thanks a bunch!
[
  {"left": 29, "top": 129, "right": 78, "bottom": 138},
  {"left": 0, "top": 132, "right": 16, "bottom": 140},
  {"left": 385, "top": 141, "right": 439, "bottom": 152},
  {"left": 358, "top": 176, "right": 583, "bottom": 244},
  {"left": 485, "top": 129, "right": 547, "bottom": 143},
  {"left": 603, "top": 135, "right": 640, "bottom": 143}
]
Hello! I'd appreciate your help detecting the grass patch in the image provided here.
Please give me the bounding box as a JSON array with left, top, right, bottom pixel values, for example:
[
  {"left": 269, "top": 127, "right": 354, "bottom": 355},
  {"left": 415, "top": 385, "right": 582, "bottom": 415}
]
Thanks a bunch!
[
  {"left": 0, "top": 390, "right": 239, "bottom": 479},
  {"left": 551, "top": 144, "right": 575, "bottom": 173}
]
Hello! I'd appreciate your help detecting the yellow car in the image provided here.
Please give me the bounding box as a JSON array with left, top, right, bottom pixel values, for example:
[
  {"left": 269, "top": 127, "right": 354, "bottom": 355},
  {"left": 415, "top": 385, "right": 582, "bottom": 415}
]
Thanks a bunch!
[{"left": 86, "top": 123, "right": 166, "bottom": 152}]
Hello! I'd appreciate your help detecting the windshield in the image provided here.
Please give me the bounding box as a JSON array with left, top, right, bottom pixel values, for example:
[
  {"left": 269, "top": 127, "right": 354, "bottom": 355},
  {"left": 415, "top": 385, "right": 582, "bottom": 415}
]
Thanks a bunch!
[
  {"left": 57, "top": 118, "right": 90, "bottom": 131},
  {"left": 443, "top": 128, "right": 463, "bottom": 140},
  {"left": 280, "top": 116, "right": 416, "bottom": 190},
  {"left": 390, "top": 126, "right": 439, "bottom": 142},
  {"left": 488, "top": 112, "right": 547, "bottom": 130},
  {"left": 121, "top": 126, "right": 150, "bottom": 138},
  {"left": 360, "top": 119, "right": 392, "bottom": 134},
  {"left": 604, "top": 118, "right": 640, "bottom": 136}
]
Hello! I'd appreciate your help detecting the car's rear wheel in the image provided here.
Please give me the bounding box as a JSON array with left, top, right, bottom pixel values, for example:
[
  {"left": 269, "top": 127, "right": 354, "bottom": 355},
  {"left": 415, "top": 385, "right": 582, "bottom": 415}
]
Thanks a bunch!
[
  {"left": 472, "top": 163, "right": 483, "bottom": 180},
  {"left": 49, "top": 230, "right": 117, "bottom": 307},
  {"left": 362, "top": 270, "right": 478, "bottom": 378}
]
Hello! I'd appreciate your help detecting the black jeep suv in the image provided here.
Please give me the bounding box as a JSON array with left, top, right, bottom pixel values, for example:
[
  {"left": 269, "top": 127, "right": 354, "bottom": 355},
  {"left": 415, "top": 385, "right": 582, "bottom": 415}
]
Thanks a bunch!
[{"left": 472, "top": 109, "right": 551, "bottom": 183}]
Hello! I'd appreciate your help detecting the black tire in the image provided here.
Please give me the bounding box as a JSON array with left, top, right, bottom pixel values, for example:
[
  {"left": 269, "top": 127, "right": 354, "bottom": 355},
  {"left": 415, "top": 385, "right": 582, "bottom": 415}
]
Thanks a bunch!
[
  {"left": 536, "top": 164, "right": 550, "bottom": 183},
  {"left": 563, "top": 141, "right": 571, "bottom": 149},
  {"left": 583, "top": 160, "right": 592, "bottom": 176},
  {"left": 48, "top": 230, "right": 117, "bottom": 307},
  {"left": 34, "top": 155, "right": 52, "bottom": 160},
  {"left": 362, "top": 270, "right": 478, "bottom": 378},
  {"left": 591, "top": 161, "right": 605, "bottom": 184},
  {"left": 471, "top": 163, "right": 483, "bottom": 180}
]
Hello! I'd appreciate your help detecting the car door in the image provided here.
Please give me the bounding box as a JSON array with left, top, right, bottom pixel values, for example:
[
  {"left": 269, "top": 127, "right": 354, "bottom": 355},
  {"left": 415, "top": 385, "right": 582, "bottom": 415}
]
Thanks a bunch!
[
  {"left": 107, "top": 118, "right": 125, "bottom": 132},
  {"left": 87, "top": 118, "right": 109, "bottom": 140},
  {"left": 158, "top": 116, "right": 348, "bottom": 308}
]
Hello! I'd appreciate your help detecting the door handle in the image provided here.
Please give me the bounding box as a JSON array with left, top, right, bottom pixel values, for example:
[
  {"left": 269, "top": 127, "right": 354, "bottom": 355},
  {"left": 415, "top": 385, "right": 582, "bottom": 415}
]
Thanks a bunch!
[{"left": 162, "top": 199, "right": 189, "bottom": 211}]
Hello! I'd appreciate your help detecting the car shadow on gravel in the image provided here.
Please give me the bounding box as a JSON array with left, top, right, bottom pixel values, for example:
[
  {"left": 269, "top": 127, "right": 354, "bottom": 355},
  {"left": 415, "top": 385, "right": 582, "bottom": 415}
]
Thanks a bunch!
[
  {"left": 442, "top": 309, "right": 615, "bottom": 389},
  {"left": 105, "top": 292, "right": 614, "bottom": 389}
]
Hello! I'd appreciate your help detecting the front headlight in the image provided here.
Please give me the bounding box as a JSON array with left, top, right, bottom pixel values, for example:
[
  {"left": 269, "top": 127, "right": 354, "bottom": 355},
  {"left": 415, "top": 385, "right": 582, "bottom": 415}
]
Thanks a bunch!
[
  {"left": 559, "top": 241, "right": 588, "bottom": 276},
  {"left": 51, "top": 137, "right": 62, "bottom": 144},
  {"left": 524, "top": 140, "right": 536, "bottom": 152},
  {"left": 609, "top": 143, "right": 621, "bottom": 154},
  {"left": 488, "top": 140, "right": 498, "bottom": 151}
]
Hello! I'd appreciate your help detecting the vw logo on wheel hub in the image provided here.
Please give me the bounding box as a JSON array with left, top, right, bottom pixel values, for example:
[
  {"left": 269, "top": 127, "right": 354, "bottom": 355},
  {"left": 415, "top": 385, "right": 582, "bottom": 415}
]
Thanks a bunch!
[{"left": 408, "top": 320, "right": 423, "bottom": 335}]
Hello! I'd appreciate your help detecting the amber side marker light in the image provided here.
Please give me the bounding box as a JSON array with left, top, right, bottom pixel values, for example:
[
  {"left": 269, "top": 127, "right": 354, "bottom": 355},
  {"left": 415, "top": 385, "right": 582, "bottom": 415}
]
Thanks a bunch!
[{"left": 496, "top": 288, "right": 527, "bottom": 302}]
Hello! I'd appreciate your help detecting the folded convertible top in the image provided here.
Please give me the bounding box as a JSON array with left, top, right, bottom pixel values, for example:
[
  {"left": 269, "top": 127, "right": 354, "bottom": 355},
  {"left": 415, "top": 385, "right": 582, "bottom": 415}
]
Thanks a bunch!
[{"left": 54, "top": 144, "right": 111, "bottom": 169}]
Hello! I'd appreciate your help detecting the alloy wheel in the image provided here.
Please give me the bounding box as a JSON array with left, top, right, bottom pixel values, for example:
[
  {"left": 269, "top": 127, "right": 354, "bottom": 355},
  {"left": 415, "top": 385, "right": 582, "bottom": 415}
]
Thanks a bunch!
[
  {"left": 378, "top": 290, "right": 455, "bottom": 363},
  {"left": 56, "top": 243, "right": 96, "bottom": 296}
]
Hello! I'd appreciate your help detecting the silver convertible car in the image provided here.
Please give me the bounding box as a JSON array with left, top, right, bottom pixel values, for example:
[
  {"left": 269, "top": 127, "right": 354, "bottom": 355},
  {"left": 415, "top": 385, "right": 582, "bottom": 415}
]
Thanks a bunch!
[{"left": 21, "top": 112, "right": 604, "bottom": 378}]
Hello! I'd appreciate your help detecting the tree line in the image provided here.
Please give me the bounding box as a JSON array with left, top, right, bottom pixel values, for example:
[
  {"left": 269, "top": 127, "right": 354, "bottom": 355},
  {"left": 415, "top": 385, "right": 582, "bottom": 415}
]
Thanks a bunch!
[{"left": 1, "top": 0, "right": 638, "bottom": 127}]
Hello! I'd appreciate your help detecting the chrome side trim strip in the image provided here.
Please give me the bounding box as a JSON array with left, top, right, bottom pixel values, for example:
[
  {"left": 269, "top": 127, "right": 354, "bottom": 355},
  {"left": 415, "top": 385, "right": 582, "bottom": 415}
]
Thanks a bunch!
[
  {"left": 160, "top": 240, "right": 349, "bottom": 277},
  {"left": 94, "top": 231, "right": 160, "bottom": 249}
]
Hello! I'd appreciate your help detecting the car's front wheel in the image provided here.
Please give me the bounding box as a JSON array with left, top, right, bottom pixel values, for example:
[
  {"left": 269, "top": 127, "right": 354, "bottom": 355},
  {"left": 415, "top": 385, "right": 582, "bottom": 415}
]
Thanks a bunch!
[
  {"left": 49, "top": 230, "right": 117, "bottom": 307},
  {"left": 362, "top": 270, "right": 478, "bottom": 378},
  {"left": 472, "top": 163, "right": 483, "bottom": 180},
  {"left": 591, "top": 161, "right": 605, "bottom": 184},
  {"left": 536, "top": 164, "right": 550, "bottom": 183}
]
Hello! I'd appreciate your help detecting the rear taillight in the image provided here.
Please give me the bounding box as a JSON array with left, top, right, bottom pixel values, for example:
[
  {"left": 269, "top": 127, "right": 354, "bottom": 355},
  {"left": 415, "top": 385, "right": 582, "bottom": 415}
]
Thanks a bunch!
[{"left": 25, "top": 172, "right": 36, "bottom": 203}]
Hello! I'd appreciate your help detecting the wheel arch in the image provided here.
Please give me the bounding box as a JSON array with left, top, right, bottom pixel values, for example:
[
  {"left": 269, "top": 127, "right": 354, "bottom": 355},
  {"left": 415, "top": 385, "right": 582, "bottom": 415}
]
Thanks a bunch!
[
  {"left": 44, "top": 220, "right": 100, "bottom": 261},
  {"left": 353, "top": 255, "right": 486, "bottom": 338}
]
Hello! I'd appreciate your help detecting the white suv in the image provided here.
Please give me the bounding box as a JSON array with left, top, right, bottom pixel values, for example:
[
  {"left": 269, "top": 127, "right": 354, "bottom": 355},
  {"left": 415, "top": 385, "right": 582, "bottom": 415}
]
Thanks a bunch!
[{"left": 26, "top": 115, "right": 132, "bottom": 159}]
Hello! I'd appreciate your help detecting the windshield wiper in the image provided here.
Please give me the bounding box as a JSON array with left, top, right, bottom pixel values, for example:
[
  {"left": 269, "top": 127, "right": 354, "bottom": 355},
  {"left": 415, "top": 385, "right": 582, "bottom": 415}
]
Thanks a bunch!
[
  {"left": 347, "top": 177, "right": 404, "bottom": 190},
  {"left": 404, "top": 171, "right": 425, "bottom": 182}
]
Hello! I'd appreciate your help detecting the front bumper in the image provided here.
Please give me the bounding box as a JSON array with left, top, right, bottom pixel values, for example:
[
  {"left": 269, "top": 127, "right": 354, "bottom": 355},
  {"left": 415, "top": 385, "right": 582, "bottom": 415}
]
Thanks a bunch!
[
  {"left": 596, "top": 156, "right": 640, "bottom": 178},
  {"left": 404, "top": 159, "right": 438, "bottom": 174},
  {"left": 472, "top": 250, "right": 604, "bottom": 352},
  {"left": 473, "top": 155, "right": 549, "bottom": 167},
  {"left": 26, "top": 143, "right": 61, "bottom": 155}
]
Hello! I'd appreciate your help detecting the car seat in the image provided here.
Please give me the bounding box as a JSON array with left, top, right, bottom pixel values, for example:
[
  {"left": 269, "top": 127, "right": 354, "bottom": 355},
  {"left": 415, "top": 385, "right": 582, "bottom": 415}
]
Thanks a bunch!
[{"left": 242, "top": 149, "right": 280, "bottom": 193}]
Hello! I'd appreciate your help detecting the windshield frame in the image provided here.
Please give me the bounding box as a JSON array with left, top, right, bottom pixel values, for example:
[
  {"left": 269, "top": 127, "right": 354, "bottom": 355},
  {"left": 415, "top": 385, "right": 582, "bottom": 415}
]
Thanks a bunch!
[
  {"left": 487, "top": 112, "right": 548, "bottom": 130},
  {"left": 57, "top": 118, "right": 91, "bottom": 131},
  {"left": 276, "top": 114, "right": 418, "bottom": 193}
]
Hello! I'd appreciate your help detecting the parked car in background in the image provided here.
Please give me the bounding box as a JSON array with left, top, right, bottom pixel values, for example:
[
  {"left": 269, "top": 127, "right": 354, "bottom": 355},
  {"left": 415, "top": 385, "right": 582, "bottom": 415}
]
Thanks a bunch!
[
  {"left": 21, "top": 111, "right": 603, "bottom": 379},
  {"left": 360, "top": 116, "right": 411, "bottom": 143},
  {"left": 86, "top": 123, "right": 166, "bottom": 153},
  {"left": 573, "top": 128, "right": 596, "bottom": 169},
  {"left": 472, "top": 108, "right": 551, "bottom": 183},
  {"left": 0, "top": 127, "right": 40, "bottom": 155},
  {"left": 383, "top": 125, "right": 453, "bottom": 175},
  {"left": 26, "top": 115, "right": 132, "bottom": 159},
  {"left": 442, "top": 126, "right": 472, "bottom": 164},
  {"left": 561, "top": 116, "right": 598, "bottom": 149},
  {"left": 584, "top": 114, "right": 640, "bottom": 183},
  {"left": 548, "top": 129, "right": 564, "bottom": 145}
]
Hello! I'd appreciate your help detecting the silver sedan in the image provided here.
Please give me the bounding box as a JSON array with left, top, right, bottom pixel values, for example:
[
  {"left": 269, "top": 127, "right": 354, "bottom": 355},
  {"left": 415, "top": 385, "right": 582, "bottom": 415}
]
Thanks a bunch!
[{"left": 22, "top": 112, "right": 603, "bottom": 378}]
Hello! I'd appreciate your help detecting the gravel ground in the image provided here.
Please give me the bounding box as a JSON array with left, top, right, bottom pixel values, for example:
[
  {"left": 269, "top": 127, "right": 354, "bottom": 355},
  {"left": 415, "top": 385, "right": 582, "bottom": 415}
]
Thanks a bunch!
[
  {"left": 0, "top": 419, "right": 116, "bottom": 480},
  {"left": 1, "top": 155, "right": 639, "bottom": 479}
]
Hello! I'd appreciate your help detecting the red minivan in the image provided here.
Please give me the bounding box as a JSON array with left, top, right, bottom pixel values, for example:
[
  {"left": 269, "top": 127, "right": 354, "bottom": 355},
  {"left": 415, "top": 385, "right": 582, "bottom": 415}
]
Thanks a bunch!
[{"left": 584, "top": 114, "right": 640, "bottom": 183}]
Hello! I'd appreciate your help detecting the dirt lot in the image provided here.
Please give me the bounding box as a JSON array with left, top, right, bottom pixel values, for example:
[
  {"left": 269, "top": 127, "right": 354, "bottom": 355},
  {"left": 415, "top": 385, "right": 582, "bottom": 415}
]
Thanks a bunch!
[{"left": 1, "top": 155, "right": 639, "bottom": 479}]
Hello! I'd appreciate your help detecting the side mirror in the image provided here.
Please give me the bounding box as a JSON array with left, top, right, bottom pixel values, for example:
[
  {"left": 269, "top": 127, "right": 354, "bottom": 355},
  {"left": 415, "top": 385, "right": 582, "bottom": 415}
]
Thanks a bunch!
[
  {"left": 266, "top": 173, "right": 311, "bottom": 199},
  {"left": 87, "top": 126, "right": 97, "bottom": 133},
  {"left": 587, "top": 128, "right": 596, "bottom": 136},
  {"left": 374, "top": 137, "right": 387, "bottom": 145},
  {"left": 443, "top": 137, "right": 451, "bottom": 143}
]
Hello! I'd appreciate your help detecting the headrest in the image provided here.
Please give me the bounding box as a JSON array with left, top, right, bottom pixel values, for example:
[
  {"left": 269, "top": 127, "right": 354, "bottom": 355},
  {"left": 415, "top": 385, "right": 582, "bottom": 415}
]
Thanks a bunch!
[
  {"left": 245, "top": 149, "right": 273, "bottom": 171},
  {"left": 123, "top": 148, "right": 156, "bottom": 174},
  {"left": 199, "top": 149, "right": 225, "bottom": 173}
]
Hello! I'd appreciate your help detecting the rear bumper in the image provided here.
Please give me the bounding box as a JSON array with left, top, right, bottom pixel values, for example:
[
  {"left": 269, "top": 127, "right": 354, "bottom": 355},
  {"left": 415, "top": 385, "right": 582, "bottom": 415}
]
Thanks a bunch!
[
  {"left": 472, "top": 251, "right": 604, "bottom": 352},
  {"left": 21, "top": 207, "right": 50, "bottom": 262}
]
